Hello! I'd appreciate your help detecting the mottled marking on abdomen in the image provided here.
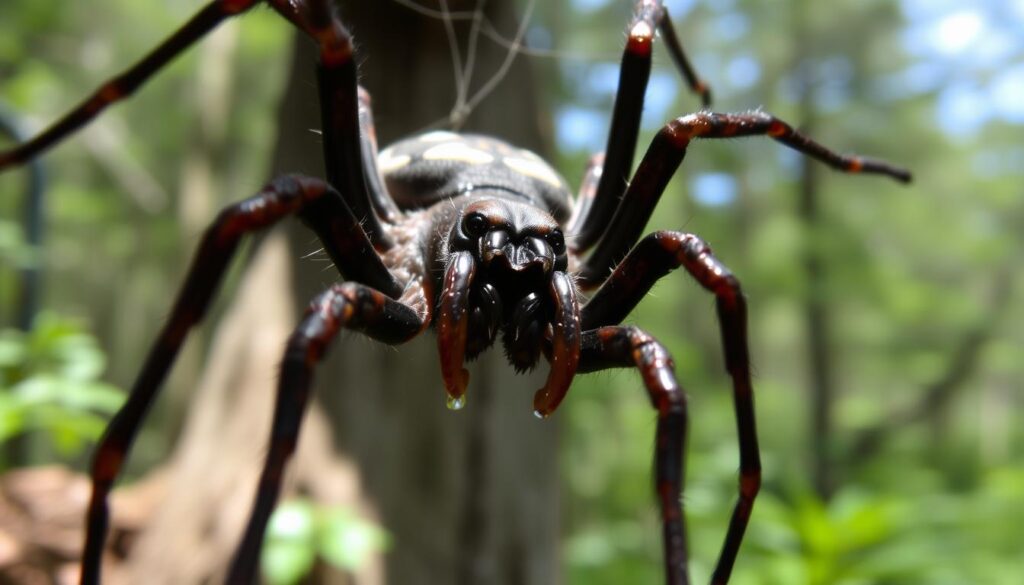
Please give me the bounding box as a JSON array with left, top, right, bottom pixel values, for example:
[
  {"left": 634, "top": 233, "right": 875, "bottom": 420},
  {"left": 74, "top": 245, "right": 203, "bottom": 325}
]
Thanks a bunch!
[{"left": 378, "top": 131, "right": 573, "bottom": 222}]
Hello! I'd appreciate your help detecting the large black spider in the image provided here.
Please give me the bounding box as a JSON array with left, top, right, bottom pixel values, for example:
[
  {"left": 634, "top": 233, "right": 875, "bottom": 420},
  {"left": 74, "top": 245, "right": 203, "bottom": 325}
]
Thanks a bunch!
[{"left": 0, "top": 0, "right": 912, "bottom": 583}]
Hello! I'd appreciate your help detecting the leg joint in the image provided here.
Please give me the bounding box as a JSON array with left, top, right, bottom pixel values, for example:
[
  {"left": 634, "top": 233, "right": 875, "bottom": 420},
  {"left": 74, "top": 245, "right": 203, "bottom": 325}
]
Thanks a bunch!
[
  {"left": 622, "top": 326, "right": 685, "bottom": 412},
  {"left": 716, "top": 273, "right": 743, "bottom": 299},
  {"left": 739, "top": 468, "right": 762, "bottom": 500},
  {"left": 333, "top": 282, "right": 388, "bottom": 319},
  {"left": 90, "top": 441, "right": 126, "bottom": 484},
  {"left": 222, "top": 0, "right": 257, "bottom": 15}
]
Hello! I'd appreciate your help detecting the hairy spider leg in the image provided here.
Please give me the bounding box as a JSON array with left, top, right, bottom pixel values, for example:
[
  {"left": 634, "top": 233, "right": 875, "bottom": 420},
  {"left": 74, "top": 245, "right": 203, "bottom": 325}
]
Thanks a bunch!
[
  {"left": 306, "top": 1, "right": 396, "bottom": 250},
  {"left": 292, "top": 176, "right": 404, "bottom": 298},
  {"left": 568, "top": 0, "right": 711, "bottom": 251},
  {"left": 80, "top": 175, "right": 400, "bottom": 585},
  {"left": 227, "top": 283, "right": 423, "bottom": 583},
  {"left": 0, "top": 0, "right": 399, "bottom": 250},
  {"left": 0, "top": 0, "right": 255, "bottom": 170},
  {"left": 580, "top": 231, "right": 758, "bottom": 585},
  {"left": 578, "top": 326, "right": 689, "bottom": 585},
  {"left": 0, "top": 0, "right": 316, "bottom": 170},
  {"left": 577, "top": 111, "right": 913, "bottom": 286}
]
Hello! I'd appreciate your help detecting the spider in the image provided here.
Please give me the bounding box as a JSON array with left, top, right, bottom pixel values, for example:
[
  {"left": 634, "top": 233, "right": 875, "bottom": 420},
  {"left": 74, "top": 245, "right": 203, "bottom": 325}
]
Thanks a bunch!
[{"left": 0, "top": 0, "right": 912, "bottom": 583}]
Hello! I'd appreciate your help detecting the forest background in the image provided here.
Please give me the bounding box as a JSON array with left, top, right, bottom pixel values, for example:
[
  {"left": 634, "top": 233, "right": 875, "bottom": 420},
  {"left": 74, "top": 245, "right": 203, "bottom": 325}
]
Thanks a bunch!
[{"left": 0, "top": 0, "right": 1021, "bottom": 583}]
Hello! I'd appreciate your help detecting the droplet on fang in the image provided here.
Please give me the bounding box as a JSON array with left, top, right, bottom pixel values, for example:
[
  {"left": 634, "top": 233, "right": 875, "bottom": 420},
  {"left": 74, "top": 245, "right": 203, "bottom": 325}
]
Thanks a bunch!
[
  {"left": 533, "top": 409, "right": 548, "bottom": 420},
  {"left": 447, "top": 395, "right": 466, "bottom": 411}
]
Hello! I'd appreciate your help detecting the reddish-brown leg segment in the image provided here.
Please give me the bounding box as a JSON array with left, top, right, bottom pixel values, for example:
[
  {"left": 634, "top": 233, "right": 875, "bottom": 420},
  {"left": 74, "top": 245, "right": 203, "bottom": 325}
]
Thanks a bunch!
[
  {"left": 0, "top": 0, "right": 266, "bottom": 171},
  {"left": 0, "top": 0, "right": 397, "bottom": 249},
  {"left": 578, "top": 111, "right": 912, "bottom": 286},
  {"left": 657, "top": 10, "right": 712, "bottom": 108},
  {"left": 0, "top": 0, "right": 327, "bottom": 168},
  {"left": 582, "top": 230, "right": 759, "bottom": 585},
  {"left": 80, "top": 175, "right": 398, "bottom": 585},
  {"left": 578, "top": 326, "right": 689, "bottom": 585},
  {"left": 0, "top": 1, "right": 288, "bottom": 165},
  {"left": 227, "top": 283, "right": 423, "bottom": 584},
  {"left": 301, "top": 0, "right": 395, "bottom": 249},
  {"left": 569, "top": 0, "right": 713, "bottom": 253}
]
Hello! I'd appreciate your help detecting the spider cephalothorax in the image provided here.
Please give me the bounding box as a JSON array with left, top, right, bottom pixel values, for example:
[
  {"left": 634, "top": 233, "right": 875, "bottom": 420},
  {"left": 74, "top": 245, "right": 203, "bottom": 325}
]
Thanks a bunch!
[
  {"left": 0, "top": 1, "right": 911, "bottom": 584},
  {"left": 377, "top": 132, "right": 581, "bottom": 414},
  {"left": 437, "top": 193, "right": 580, "bottom": 414}
]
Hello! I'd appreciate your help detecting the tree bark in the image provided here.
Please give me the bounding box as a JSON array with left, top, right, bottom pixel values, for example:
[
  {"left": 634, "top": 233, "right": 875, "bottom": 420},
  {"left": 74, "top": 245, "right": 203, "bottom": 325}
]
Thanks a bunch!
[{"left": 273, "top": 3, "right": 560, "bottom": 585}]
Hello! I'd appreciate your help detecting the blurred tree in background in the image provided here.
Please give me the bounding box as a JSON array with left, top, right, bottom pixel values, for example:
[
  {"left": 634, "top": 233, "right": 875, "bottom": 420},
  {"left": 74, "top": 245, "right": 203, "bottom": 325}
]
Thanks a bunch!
[{"left": 0, "top": 0, "right": 1021, "bottom": 584}]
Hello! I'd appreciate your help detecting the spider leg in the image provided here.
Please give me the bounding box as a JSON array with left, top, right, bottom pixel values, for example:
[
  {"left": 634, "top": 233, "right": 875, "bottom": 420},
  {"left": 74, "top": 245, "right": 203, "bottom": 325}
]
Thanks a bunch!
[
  {"left": 357, "top": 87, "right": 402, "bottom": 224},
  {"left": 0, "top": 0, "right": 397, "bottom": 244},
  {"left": 581, "top": 230, "right": 757, "bottom": 584},
  {"left": 300, "top": 1, "right": 396, "bottom": 249},
  {"left": 568, "top": 0, "right": 711, "bottom": 251},
  {"left": 577, "top": 326, "right": 690, "bottom": 585},
  {"left": 227, "top": 282, "right": 424, "bottom": 584},
  {"left": 657, "top": 9, "right": 712, "bottom": 108},
  {"left": 577, "top": 111, "right": 913, "bottom": 286},
  {"left": 0, "top": 0, "right": 266, "bottom": 170},
  {"left": 566, "top": 153, "right": 603, "bottom": 241},
  {"left": 80, "top": 175, "right": 400, "bottom": 585},
  {"left": 0, "top": 0, "right": 336, "bottom": 171}
]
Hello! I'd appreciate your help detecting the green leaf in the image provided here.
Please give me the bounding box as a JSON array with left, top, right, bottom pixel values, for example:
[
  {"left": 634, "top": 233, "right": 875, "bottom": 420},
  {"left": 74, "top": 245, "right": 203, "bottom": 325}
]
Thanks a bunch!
[
  {"left": 262, "top": 501, "right": 317, "bottom": 585},
  {"left": 268, "top": 501, "right": 317, "bottom": 542},
  {"left": 317, "top": 507, "right": 389, "bottom": 571},
  {"left": 261, "top": 540, "right": 316, "bottom": 585},
  {"left": 0, "top": 330, "right": 27, "bottom": 369},
  {"left": 0, "top": 394, "right": 27, "bottom": 442}
]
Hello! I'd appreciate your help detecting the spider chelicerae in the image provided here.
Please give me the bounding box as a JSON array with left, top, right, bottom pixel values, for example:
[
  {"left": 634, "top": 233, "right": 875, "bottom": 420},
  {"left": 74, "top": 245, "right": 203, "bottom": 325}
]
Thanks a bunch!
[{"left": 0, "top": 0, "right": 911, "bottom": 583}]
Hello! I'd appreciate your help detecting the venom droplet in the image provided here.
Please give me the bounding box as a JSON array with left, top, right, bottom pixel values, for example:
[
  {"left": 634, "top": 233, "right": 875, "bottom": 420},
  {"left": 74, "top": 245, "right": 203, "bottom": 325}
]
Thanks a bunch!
[{"left": 447, "top": 395, "right": 466, "bottom": 411}]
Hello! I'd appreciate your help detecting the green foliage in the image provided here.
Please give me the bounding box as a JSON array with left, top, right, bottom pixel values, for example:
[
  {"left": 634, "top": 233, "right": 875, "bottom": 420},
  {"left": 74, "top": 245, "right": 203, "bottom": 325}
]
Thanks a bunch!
[
  {"left": 0, "top": 219, "right": 37, "bottom": 270},
  {"left": 261, "top": 499, "right": 389, "bottom": 585},
  {"left": 735, "top": 469, "right": 1024, "bottom": 585},
  {"left": 0, "top": 313, "right": 123, "bottom": 463}
]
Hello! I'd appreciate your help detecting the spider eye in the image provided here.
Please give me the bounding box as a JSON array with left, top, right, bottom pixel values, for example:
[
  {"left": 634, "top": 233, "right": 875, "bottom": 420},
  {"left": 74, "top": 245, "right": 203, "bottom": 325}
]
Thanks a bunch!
[
  {"left": 463, "top": 212, "right": 490, "bottom": 238},
  {"left": 547, "top": 229, "right": 566, "bottom": 255}
]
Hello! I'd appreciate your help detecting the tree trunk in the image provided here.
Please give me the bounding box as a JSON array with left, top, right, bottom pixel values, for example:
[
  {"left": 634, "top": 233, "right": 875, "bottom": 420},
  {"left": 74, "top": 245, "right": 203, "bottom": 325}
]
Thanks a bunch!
[
  {"left": 119, "top": 3, "right": 558, "bottom": 583},
  {"left": 790, "top": 1, "right": 838, "bottom": 502},
  {"left": 799, "top": 115, "right": 837, "bottom": 502},
  {"left": 274, "top": 3, "right": 560, "bottom": 583}
]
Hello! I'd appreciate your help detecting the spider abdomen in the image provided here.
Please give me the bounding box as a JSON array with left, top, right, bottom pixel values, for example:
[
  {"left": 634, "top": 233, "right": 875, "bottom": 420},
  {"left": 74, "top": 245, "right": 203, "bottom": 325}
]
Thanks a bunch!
[{"left": 378, "top": 131, "right": 573, "bottom": 222}]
